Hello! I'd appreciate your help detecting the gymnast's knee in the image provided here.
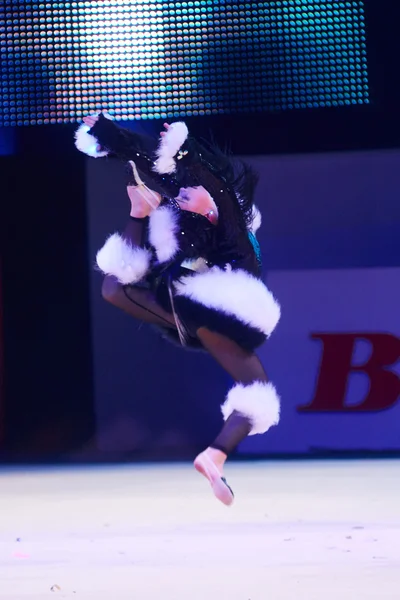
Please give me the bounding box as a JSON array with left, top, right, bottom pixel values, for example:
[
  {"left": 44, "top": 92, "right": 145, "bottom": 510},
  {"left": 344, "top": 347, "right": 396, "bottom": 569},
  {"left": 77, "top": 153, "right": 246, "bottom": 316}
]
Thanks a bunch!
[{"left": 101, "top": 275, "right": 122, "bottom": 304}]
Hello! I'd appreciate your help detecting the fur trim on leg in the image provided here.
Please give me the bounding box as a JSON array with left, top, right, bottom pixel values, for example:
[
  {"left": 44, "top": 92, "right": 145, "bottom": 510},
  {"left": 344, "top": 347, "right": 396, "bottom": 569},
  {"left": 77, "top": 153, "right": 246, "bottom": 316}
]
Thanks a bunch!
[
  {"left": 174, "top": 267, "right": 281, "bottom": 337},
  {"left": 221, "top": 381, "right": 280, "bottom": 435},
  {"left": 74, "top": 112, "right": 113, "bottom": 157},
  {"left": 153, "top": 122, "right": 189, "bottom": 174},
  {"left": 96, "top": 233, "right": 151, "bottom": 285},
  {"left": 148, "top": 205, "right": 180, "bottom": 263}
]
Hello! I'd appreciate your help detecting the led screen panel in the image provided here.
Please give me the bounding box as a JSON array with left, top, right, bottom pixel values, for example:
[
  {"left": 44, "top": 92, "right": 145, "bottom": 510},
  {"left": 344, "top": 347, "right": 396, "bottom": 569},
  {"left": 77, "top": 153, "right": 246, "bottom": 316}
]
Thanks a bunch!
[{"left": 1, "top": 0, "right": 369, "bottom": 125}]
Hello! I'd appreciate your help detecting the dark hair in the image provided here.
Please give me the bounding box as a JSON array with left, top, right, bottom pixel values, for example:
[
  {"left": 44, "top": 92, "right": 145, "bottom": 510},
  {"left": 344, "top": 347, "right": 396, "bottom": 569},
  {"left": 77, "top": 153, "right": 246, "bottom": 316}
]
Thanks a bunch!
[{"left": 184, "top": 136, "right": 259, "bottom": 231}]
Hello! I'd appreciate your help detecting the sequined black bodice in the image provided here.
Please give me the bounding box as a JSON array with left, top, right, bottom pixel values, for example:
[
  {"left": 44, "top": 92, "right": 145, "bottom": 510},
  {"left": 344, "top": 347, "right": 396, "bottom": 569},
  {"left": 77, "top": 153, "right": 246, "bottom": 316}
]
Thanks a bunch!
[
  {"left": 146, "top": 197, "right": 260, "bottom": 276},
  {"left": 160, "top": 197, "right": 216, "bottom": 261}
]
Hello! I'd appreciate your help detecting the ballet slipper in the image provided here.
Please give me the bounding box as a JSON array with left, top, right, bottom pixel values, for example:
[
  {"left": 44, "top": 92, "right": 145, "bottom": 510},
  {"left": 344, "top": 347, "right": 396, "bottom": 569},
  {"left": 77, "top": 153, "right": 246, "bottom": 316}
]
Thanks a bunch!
[{"left": 194, "top": 451, "right": 234, "bottom": 507}]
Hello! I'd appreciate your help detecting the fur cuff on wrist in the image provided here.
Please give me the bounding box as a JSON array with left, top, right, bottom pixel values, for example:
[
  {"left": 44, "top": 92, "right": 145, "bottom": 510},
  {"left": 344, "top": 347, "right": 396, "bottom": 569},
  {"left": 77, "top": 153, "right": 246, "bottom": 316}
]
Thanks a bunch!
[
  {"left": 74, "top": 112, "right": 113, "bottom": 158},
  {"left": 153, "top": 122, "right": 189, "bottom": 174},
  {"left": 74, "top": 123, "right": 109, "bottom": 158},
  {"left": 221, "top": 381, "right": 280, "bottom": 435},
  {"left": 96, "top": 233, "right": 151, "bottom": 285}
]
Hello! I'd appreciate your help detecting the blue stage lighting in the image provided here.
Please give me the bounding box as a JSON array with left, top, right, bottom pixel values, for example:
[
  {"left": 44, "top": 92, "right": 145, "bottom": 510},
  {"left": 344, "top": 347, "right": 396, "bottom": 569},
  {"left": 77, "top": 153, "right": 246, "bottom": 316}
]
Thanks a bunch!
[{"left": 1, "top": 0, "right": 369, "bottom": 125}]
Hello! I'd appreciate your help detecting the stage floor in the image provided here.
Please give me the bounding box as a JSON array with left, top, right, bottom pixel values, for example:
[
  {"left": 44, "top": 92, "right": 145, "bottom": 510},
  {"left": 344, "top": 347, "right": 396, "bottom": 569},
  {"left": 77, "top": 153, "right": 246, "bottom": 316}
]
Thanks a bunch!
[{"left": 0, "top": 460, "right": 399, "bottom": 599}]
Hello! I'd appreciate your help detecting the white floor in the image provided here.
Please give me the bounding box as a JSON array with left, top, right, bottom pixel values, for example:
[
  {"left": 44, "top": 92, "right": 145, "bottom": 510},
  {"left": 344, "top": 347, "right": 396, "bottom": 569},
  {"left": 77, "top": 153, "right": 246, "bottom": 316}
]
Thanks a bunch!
[{"left": 0, "top": 460, "right": 399, "bottom": 600}]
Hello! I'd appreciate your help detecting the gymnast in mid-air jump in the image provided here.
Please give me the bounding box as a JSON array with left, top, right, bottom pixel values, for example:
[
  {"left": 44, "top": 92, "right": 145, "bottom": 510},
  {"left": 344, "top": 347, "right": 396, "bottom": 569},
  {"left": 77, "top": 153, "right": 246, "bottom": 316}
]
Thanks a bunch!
[{"left": 75, "top": 112, "right": 281, "bottom": 506}]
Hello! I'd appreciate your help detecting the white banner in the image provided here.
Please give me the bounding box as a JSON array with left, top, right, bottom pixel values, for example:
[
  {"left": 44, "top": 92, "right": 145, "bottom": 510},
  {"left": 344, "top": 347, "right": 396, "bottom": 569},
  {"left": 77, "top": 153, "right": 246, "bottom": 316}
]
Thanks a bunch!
[{"left": 240, "top": 267, "right": 400, "bottom": 454}]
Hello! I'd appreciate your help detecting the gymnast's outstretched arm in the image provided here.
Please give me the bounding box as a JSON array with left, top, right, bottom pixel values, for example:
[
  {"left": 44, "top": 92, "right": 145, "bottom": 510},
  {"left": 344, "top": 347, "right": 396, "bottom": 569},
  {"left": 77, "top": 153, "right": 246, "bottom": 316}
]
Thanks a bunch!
[{"left": 75, "top": 112, "right": 157, "bottom": 163}]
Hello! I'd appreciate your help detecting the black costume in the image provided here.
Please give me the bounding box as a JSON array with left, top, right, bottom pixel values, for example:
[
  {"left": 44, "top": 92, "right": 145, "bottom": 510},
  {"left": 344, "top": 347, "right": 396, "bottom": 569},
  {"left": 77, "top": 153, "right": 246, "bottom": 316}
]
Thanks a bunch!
[{"left": 75, "top": 113, "right": 281, "bottom": 457}]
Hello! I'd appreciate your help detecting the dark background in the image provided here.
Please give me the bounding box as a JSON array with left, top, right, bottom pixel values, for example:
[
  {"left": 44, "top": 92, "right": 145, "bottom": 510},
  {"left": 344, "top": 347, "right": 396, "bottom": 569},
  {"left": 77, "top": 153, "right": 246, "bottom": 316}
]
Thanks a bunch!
[{"left": 0, "top": 0, "right": 399, "bottom": 461}]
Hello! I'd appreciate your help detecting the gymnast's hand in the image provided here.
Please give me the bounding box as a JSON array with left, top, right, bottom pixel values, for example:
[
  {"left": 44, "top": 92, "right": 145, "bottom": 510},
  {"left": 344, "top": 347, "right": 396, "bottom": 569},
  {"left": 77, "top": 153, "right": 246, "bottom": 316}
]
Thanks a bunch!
[
  {"left": 176, "top": 186, "right": 218, "bottom": 224},
  {"left": 127, "top": 185, "right": 161, "bottom": 219},
  {"left": 159, "top": 122, "right": 170, "bottom": 137},
  {"left": 83, "top": 114, "right": 99, "bottom": 128}
]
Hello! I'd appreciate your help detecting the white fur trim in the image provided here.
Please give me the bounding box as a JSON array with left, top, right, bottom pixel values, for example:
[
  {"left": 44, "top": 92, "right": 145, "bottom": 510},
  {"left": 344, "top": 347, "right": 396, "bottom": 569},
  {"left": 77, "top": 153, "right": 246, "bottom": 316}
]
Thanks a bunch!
[
  {"left": 153, "top": 122, "right": 189, "bottom": 174},
  {"left": 174, "top": 267, "right": 281, "bottom": 337},
  {"left": 96, "top": 233, "right": 151, "bottom": 285},
  {"left": 221, "top": 381, "right": 280, "bottom": 435},
  {"left": 74, "top": 112, "right": 113, "bottom": 158},
  {"left": 250, "top": 205, "right": 262, "bottom": 234},
  {"left": 75, "top": 123, "right": 109, "bottom": 157},
  {"left": 148, "top": 206, "right": 180, "bottom": 263}
]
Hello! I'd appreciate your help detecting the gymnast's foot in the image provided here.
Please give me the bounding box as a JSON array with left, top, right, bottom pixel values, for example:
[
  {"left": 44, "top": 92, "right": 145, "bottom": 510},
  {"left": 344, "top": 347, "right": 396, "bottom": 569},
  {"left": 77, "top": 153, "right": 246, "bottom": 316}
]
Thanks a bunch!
[{"left": 194, "top": 448, "right": 234, "bottom": 506}]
